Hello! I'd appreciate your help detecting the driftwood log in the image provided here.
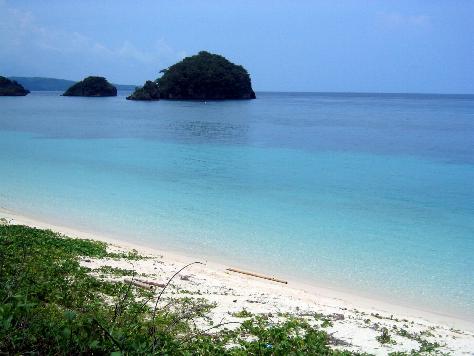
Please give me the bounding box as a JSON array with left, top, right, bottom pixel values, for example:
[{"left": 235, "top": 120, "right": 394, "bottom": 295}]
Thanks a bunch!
[
  {"left": 124, "top": 279, "right": 166, "bottom": 289},
  {"left": 226, "top": 268, "right": 288, "bottom": 284},
  {"left": 135, "top": 278, "right": 166, "bottom": 288}
]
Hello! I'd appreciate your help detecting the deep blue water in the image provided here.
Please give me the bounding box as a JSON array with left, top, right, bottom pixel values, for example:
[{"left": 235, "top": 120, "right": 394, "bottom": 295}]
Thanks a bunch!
[{"left": 1, "top": 91, "right": 473, "bottom": 320}]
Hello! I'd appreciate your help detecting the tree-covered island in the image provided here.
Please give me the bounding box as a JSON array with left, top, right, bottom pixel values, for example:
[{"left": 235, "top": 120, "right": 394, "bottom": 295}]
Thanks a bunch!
[
  {"left": 126, "top": 80, "right": 160, "bottom": 100},
  {"left": 63, "top": 76, "right": 117, "bottom": 97},
  {"left": 128, "top": 51, "right": 256, "bottom": 101},
  {"left": 0, "top": 76, "right": 30, "bottom": 96}
]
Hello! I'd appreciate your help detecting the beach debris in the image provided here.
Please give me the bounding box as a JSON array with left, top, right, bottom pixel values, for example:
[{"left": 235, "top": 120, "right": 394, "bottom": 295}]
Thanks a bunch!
[
  {"left": 136, "top": 278, "right": 166, "bottom": 287},
  {"left": 124, "top": 278, "right": 166, "bottom": 290},
  {"left": 332, "top": 313, "right": 345, "bottom": 321},
  {"left": 328, "top": 333, "right": 351, "bottom": 347},
  {"left": 226, "top": 268, "right": 288, "bottom": 284},
  {"left": 124, "top": 279, "right": 154, "bottom": 290}
]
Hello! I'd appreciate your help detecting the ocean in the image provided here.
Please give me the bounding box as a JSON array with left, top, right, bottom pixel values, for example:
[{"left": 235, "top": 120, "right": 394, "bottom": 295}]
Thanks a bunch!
[{"left": 1, "top": 91, "right": 473, "bottom": 320}]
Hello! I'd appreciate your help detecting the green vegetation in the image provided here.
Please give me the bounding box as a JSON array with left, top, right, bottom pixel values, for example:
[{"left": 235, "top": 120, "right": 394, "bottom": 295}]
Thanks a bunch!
[
  {"left": 0, "top": 76, "right": 30, "bottom": 96},
  {"left": 321, "top": 318, "right": 334, "bottom": 328},
  {"left": 63, "top": 76, "right": 117, "bottom": 97},
  {"left": 232, "top": 308, "right": 253, "bottom": 318},
  {"left": 126, "top": 80, "right": 160, "bottom": 101},
  {"left": 376, "top": 327, "right": 396, "bottom": 345},
  {"left": 156, "top": 51, "right": 256, "bottom": 100},
  {"left": 93, "top": 265, "right": 136, "bottom": 277},
  {"left": 392, "top": 327, "right": 442, "bottom": 354},
  {"left": 0, "top": 224, "right": 366, "bottom": 355}
]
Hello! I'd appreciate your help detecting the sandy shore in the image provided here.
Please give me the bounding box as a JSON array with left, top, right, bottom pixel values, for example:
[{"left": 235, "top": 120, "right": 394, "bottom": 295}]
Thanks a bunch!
[{"left": 1, "top": 207, "right": 474, "bottom": 355}]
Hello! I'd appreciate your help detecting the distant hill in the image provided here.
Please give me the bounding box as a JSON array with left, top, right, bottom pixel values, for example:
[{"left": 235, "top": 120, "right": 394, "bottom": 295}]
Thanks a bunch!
[
  {"left": 9, "top": 77, "right": 75, "bottom": 91},
  {"left": 9, "top": 77, "right": 136, "bottom": 91}
]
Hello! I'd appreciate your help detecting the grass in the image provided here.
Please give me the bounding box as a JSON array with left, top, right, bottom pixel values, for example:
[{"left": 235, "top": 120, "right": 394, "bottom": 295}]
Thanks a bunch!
[{"left": 0, "top": 224, "right": 368, "bottom": 355}]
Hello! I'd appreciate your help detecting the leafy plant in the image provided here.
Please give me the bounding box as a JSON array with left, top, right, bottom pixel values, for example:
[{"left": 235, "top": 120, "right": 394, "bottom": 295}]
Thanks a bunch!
[
  {"left": 376, "top": 327, "right": 396, "bottom": 345},
  {"left": 232, "top": 308, "right": 253, "bottom": 318},
  {"left": 321, "top": 318, "right": 334, "bottom": 328}
]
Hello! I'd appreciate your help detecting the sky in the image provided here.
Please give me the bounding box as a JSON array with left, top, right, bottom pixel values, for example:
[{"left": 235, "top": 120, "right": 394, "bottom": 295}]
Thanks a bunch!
[{"left": 1, "top": 0, "right": 473, "bottom": 93}]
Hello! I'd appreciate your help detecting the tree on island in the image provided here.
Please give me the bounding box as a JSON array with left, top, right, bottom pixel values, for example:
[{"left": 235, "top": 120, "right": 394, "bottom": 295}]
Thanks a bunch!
[
  {"left": 63, "top": 76, "right": 117, "bottom": 97},
  {"left": 126, "top": 80, "right": 160, "bottom": 100},
  {"left": 127, "top": 51, "right": 256, "bottom": 101},
  {"left": 0, "top": 76, "right": 30, "bottom": 96}
]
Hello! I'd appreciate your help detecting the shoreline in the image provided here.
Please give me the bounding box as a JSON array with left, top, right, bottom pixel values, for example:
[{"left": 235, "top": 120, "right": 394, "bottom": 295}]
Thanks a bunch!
[
  {"left": 1, "top": 207, "right": 473, "bottom": 333},
  {"left": 2, "top": 207, "right": 474, "bottom": 354}
]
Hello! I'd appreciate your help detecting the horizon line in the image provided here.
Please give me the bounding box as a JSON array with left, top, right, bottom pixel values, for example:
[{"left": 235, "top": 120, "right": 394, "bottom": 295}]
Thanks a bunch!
[{"left": 7, "top": 76, "right": 474, "bottom": 96}]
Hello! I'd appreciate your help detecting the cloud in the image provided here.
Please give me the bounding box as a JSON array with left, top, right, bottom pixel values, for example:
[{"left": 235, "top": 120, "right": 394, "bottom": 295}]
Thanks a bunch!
[
  {"left": 0, "top": 1, "right": 185, "bottom": 80},
  {"left": 376, "top": 11, "right": 431, "bottom": 30},
  {"left": 116, "top": 40, "right": 187, "bottom": 66}
]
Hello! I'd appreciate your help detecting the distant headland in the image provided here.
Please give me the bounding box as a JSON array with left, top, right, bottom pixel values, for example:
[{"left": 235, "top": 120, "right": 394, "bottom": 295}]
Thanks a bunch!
[
  {"left": 128, "top": 51, "right": 256, "bottom": 101},
  {"left": 0, "top": 76, "right": 30, "bottom": 96},
  {"left": 7, "top": 77, "right": 136, "bottom": 92},
  {"left": 62, "top": 76, "right": 117, "bottom": 97}
]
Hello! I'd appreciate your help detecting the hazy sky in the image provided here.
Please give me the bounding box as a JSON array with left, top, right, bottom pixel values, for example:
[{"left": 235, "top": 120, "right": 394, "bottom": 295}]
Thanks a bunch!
[{"left": 1, "top": 0, "right": 473, "bottom": 93}]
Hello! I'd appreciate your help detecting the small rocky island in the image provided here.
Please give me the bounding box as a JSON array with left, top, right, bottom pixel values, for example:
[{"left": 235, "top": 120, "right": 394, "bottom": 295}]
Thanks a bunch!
[
  {"left": 127, "top": 51, "right": 256, "bottom": 101},
  {"left": 126, "top": 80, "right": 160, "bottom": 100},
  {"left": 63, "top": 76, "right": 117, "bottom": 97},
  {"left": 0, "top": 76, "right": 30, "bottom": 96}
]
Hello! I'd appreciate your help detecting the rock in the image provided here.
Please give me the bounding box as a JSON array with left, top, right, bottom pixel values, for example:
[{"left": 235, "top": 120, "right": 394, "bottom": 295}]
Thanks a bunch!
[
  {"left": 0, "top": 76, "right": 30, "bottom": 96},
  {"left": 62, "top": 76, "right": 117, "bottom": 97},
  {"left": 126, "top": 80, "right": 160, "bottom": 100}
]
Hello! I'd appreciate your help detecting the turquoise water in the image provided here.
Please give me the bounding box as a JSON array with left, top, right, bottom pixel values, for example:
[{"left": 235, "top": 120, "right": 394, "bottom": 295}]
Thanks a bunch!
[{"left": 1, "top": 91, "right": 473, "bottom": 320}]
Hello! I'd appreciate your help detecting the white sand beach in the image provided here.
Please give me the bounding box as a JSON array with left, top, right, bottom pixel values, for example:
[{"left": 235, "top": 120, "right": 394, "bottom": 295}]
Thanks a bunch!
[{"left": 1, "top": 208, "right": 473, "bottom": 355}]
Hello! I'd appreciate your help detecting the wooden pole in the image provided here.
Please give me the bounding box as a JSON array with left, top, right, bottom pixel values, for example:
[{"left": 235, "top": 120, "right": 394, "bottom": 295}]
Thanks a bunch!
[{"left": 226, "top": 268, "right": 288, "bottom": 284}]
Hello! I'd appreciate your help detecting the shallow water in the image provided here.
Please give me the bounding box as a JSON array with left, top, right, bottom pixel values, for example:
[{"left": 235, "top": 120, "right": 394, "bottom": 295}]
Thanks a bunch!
[{"left": 1, "top": 91, "right": 473, "bottom": 320}]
